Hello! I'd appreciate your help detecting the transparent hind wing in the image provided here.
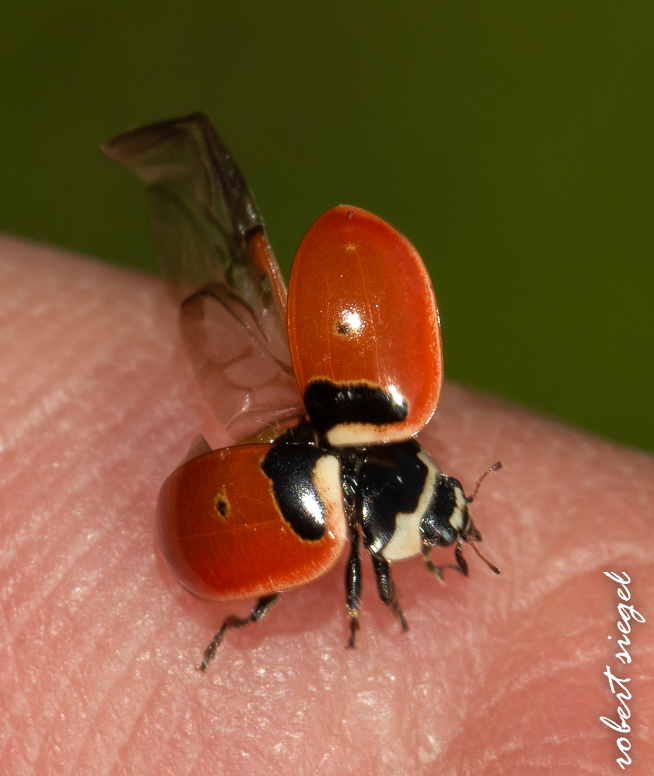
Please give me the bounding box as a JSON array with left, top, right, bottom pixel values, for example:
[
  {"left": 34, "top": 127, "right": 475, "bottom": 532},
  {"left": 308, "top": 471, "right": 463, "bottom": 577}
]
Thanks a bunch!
[
  {"left": 180, "top": 283, "right": 303, "bottom": 440},
  {"left": 103, "top": 114, "right": 304, "bottom": 440},
  {"left": 102, "top": 112, "right": 287, "bottom": 306}
]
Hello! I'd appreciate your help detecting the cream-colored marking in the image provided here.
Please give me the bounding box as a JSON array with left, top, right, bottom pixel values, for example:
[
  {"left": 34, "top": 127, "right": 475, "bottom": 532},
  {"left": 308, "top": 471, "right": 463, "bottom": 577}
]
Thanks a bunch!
[
  {"left": 308, "top": 378, "right": 416, "bottom": 447},
  {"left": 327, "top": 421, "right": 420, "bottom": 448},
  {"left": 382, "top": 451, "right": 439, "bottom": 562},
  {"left": 313, "top": 455, "right": 347, "bottom": 543},
  {"left": 449, "top": 486, "right": 468, "bottom": 534}
]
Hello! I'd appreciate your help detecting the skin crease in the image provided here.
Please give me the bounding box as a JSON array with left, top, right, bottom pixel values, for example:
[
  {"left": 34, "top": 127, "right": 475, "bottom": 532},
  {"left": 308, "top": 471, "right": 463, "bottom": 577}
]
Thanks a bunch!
[{"left": 0, "top": 234, "right": 652, "bottom": 776}]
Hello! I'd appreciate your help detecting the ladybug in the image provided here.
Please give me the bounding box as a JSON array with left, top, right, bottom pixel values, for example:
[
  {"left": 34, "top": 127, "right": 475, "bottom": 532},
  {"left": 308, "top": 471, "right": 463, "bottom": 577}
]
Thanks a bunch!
[{"left": 103, "top": 114, "right": 500, "bottom": 671}]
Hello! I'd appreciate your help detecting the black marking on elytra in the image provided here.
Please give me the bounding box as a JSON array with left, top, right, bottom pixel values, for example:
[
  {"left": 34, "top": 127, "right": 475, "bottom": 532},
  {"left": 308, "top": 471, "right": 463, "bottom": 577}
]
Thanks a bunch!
[
  {"left": 358, "top": 441, "right": 428, "bottom": 555},
  {"left": 420, "top": 475, "right": 466, "bottom": 547},
  {"left": 213, "top": 489, "right": 231, "bottom": 520},
  {"left": 261, "top": 431, "right": 333, "bottom": 541},
  {"left": 303, "top": 379, "right": 408, "bottom": 437}
]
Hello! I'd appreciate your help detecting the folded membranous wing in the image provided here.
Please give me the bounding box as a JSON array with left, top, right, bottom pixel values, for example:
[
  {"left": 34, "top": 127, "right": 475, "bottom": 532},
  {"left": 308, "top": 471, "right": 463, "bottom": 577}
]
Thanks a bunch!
[
  {"left": 103, "top": 113, "right": 304, "bottom": 440},
  {"left": 181, "top": 282, "right": 304, "bottom": 440}
]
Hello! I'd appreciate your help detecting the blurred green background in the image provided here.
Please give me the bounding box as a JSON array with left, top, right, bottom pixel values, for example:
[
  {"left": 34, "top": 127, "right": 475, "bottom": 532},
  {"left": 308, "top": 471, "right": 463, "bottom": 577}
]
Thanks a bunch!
[{"left": 1, "top": 2, "right": 652, "bottom": 452}]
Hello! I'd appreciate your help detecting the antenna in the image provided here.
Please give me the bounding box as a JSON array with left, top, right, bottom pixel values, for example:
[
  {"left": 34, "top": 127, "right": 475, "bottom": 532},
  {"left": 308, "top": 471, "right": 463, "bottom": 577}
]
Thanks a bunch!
[
  {"left": 468, "top": 461, "right": 503, "bottom": 503},
  {"left": 466, "top": 536, "right": 501, "bottom": 575}
]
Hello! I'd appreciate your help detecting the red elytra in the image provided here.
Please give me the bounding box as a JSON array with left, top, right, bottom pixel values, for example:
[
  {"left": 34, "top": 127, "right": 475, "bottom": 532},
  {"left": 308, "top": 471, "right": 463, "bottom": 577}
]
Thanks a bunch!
[
  {"left": 155, "top": 206, "right": 443, "bottom": 606},
  {"left": 103, "top": 113, "right": 500, "bottom": 671},
  {"left": 288, "top": 206, "right": 443, "bottom": 447},
  {"left": 156, "top": 445, "right": 347, "bottom": 600}
]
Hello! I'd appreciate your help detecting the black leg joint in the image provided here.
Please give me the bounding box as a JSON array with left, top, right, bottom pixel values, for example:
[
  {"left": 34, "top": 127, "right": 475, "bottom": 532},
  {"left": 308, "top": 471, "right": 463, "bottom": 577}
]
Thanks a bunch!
[
  {"left": 198, "top": 592, "right": 280, "bottom": 672},
  {"left": 345, "top": 526, "right": 362, "bottom": 647}
]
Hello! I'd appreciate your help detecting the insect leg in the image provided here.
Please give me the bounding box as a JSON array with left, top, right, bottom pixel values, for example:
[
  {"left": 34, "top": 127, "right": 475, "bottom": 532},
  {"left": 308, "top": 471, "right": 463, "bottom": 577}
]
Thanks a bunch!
[
  {"left": 370, "top": 554, "right": 408, "bottom": 633},
  {"left": 454, "top": 542, "right": 469, "bottom": 576},
  {"left": 421, "top": 545, "right": 462, "bottom": 583},
  {"left": 345, "top": 526, "right": 362, "bottom": 648},
  {"left": 198, "top": 592, "right": 280, "bottom": 671}
]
